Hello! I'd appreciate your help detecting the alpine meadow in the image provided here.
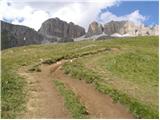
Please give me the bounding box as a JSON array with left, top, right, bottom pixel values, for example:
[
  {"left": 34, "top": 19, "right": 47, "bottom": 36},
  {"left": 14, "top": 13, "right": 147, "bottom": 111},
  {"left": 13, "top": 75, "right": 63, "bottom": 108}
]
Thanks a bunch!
[{"left": 1, "top": 0, "right": 159, "bottom": 119}]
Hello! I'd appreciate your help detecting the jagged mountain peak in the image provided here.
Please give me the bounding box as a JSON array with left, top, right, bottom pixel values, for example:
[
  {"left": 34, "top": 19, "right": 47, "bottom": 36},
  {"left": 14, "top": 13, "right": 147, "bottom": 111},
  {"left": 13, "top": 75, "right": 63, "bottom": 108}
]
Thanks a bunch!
[{"left": 38, "top": 17, "right": 85, "bottom": 41}]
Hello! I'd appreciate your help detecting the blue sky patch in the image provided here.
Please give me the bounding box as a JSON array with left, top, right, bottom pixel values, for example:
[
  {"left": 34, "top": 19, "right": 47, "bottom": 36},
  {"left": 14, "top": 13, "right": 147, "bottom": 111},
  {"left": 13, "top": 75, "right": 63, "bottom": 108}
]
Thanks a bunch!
[{"left": 100, "top": 1, "right": 159, "bottom": 25}]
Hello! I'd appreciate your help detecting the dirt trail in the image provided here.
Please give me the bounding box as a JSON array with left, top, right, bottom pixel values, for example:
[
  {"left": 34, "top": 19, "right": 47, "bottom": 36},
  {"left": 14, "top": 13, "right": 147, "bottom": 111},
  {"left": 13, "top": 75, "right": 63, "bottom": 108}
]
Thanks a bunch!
[
  {"left": 18, "top": 66, "right": 71, "bottom": 118},
  {"left": 18, "top": 57, "right": 133, "bottom": 118},
  {"left": 48, "top": 61, "right": 133, "bottom": 118}
]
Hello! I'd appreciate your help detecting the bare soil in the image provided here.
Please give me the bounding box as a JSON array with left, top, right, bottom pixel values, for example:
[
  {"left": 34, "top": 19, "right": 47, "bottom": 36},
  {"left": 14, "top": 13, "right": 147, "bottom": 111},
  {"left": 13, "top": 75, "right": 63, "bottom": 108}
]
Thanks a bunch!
[
  {"left": 18, "top": 65, "right": 71, "bottom": 118},
  {"left": 18, "top": 59, "right": 133, "bottom": 118},
  {"left": 49, "top": 61, "right": 134, "bottom": 118}
]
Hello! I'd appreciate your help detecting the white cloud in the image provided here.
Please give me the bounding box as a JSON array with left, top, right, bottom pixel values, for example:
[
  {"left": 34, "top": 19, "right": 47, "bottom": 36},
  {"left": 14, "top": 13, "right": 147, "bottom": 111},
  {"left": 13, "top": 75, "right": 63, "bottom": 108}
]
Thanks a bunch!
[
  {"left": 0, "top": 0, "right": 147, "bottom": 31},
  {"left": 0, "top": 0, "right": 51, "bottom": 30},
  {"left": 0, "top": 0, "right": 118, "bottom": 30},
  {"left": 99, "top": 10, "right": 146, "bottom": 25},
  {"left": 12, "top": 9, "right": 50, "bottom": 30}
]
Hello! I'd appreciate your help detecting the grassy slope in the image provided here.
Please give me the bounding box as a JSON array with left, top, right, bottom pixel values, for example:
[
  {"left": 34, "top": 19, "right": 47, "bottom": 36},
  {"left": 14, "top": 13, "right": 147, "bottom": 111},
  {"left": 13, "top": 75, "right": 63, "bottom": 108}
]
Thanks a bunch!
[
  {"left": 63, "top": 60, "right": 159, "bottom": 118},
  {"left": 1, "top": 36, "right": 159, "bottom": 118},
  {"left": 1, "top": 39, "right": 117, "bottom": 118},
  {"left": 63, "top": 36, "right": 159, "bottom": 118},
  {"left": 70, "top": 43, "right": 159, "bottom": 107}
]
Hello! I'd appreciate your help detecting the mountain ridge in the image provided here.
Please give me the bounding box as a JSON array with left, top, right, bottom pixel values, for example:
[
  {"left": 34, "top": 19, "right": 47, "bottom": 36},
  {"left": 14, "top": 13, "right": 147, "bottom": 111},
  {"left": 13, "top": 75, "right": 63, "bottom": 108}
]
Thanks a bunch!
[{"left": 1, "top": 18, "right": 159, "bottom": 49}]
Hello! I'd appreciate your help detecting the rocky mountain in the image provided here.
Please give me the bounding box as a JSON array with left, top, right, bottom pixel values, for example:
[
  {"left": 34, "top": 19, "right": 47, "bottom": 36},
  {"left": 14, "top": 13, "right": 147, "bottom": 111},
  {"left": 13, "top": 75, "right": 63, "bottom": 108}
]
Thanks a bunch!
[
  {"left": 85, "top": 21, "right": 103, "bottom": 37},
  {"left": 38, "top": 18, "right": 85, "bottom": 42},
  {"left": 103, "top": 21, "right": 136, "bottom": 36},
  {"left": 1, "top": 18, "right": 86, "bottom": 49},
  {"left": 1, "top": 18, "right": 159, "bottom": 49},
  {"left": 1, "top": 21, "right": 44, "bottom": 50},
  {"left": 85, "top": 20, "right": 159, "bottom": 38},
  {"left": 137, "top": 24, "right": 159, "bottom": 36}
]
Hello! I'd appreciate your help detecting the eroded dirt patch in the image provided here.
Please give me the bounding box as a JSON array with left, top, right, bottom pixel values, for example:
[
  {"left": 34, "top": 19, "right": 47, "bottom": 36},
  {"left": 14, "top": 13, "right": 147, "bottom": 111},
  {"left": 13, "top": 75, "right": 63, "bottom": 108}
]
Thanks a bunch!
[
  {"left": 17, "top": 47, "right": 133, "bottom": 118},
  {"left": 48, "top": 61, "right": 133, "bottom": 118},
  {"left": 18, "top": 66, "right": 71, "bottom": 118}
]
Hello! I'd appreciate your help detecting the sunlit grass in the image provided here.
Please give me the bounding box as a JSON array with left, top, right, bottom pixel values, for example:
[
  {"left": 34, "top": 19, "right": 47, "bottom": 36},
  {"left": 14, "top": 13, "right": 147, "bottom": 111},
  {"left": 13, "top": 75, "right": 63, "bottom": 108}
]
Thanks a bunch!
[
  {"left": 1, "top": 36, "right": 159, "bottom": 118},
  {"left": 53, "top": 80, "right": 88, "bottom": 118}
]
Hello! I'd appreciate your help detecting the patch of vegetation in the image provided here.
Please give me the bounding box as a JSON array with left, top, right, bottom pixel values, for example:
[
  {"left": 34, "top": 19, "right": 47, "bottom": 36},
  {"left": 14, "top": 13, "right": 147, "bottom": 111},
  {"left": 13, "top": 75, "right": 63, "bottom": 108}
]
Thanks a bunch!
[
  {"left": 53, "top": 80, "right": 88, "bottom": 118},
  {"left": 105, "top": 51, "right": 158, "bottom": 84},
  {"left": 95, "top": 82, "right": 159, "bottom": 119},
  {"left": 2, "top": 36, "right": 158, "bottom": 118},
  {"left": 93, "top": 39, "right": 159, "bottom": 108},
  {"left": 1, "top": 41, "right": 110, "bottom": 118},
  {"left": 63, "top": 61, "right": 101, "bottom": 83},
  {"left": 28, "top": 64, "right": 41, "bottom": 72},
  {"left": 28, "top": 67, "right": 41, "bottom": 72},
  {"left": 1, "top": 66, "right": 26, "bottom": 118},
  {"left": 63, "top": 61, "right": 159, "bottom": 119},
  {"left": 42, "top": 59, "right": 56, "bottom": 65}
]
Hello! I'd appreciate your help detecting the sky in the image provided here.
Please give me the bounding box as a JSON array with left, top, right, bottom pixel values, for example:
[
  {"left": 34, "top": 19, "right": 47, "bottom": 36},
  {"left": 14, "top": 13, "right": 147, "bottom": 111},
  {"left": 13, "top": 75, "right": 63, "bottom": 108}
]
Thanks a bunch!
[{"left": 0, "top": 0, "right": 159, "bottom": 31}]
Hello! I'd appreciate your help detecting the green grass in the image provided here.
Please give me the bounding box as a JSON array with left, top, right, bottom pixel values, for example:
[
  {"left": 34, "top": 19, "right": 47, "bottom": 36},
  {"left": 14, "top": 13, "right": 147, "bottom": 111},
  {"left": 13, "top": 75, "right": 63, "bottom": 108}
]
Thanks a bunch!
[
  {"left": 1, "top": 36, "right": 159, "bottom": 118},
  {"left": 28, "top": 63, "right": 42, "bottom": 72},
  {"left": 105, "top": 51, "right": 158, "bottom": 84},
  {"left": 1, "top": 68, "right": 26, "bottom": 118},
  {"left": 63, "top": 61, "right": 159, "bottom": 118},
  {"left": 53, "top": 80, "right": 88, "bottom": 118},
  {"left": 62, "top": 36, "right": 159, "bottom": 118},
  {"left": 95, "top": 82, "right": 159, "bottom": 119},
  {"left": 1, "top": 39, "right": 112, "bottom": 118},
  {"left": 63, "top": 61, "right": 101, "bottom": 84}
]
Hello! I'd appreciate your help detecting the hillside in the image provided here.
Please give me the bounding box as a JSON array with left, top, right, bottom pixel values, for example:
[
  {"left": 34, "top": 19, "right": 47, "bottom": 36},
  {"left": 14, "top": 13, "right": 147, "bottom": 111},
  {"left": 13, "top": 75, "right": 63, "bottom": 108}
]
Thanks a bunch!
[{"left": 1, "top": 36, "right": 159, "bottom": 118}]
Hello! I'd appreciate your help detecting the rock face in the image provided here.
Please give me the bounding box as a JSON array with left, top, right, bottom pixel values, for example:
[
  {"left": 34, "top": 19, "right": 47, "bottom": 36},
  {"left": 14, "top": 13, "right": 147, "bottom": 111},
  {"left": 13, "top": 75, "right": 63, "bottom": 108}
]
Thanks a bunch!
[
  {"left": 151, "top": 25, "right": 159, "bottom": 35},
  {"left": 38, "top": 18, "right": 85, "bottom": 42},
  {"left": 1, "top": 18, "right": 85, "bottom": 49},
  {"left": 104, "top": 20, "right": 159, "bottom": 36},
  {"left": 104, "top": 21, "right": 137, "bottom": 36},
  {"left": 1, "top": 18, "right": 159, "bottom": 49},
  {"left": 86, "top": 21, "right": 103, "bottom": 37},
  {"left": 85, "top": 20, "right": 159, "bottom": 38},
  {"left": 1, "top": 21, "right": 44, "bottom": 50},
  {"left": 136, "top": 24, "right": 159, "bottom": 36}
]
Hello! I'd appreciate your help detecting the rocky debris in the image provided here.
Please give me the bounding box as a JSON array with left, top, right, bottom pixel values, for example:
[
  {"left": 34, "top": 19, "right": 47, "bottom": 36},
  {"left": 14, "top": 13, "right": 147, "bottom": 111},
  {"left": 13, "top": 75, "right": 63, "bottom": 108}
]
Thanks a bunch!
[
  {"left": 74, "top": 35, "right": 86, "bottom": 41},
  {"left": 95, "top": 35, "right": 114, "bottom": 40},
  {"left": 1, "top": 21, "right": 44, "bottom": 50},
  {"left": 86, "top": 21, "right": 103, "bottom": 37},
  {"left": 38, "top": 18, "right": 85, "bottom": 42},
  {"left": 74, "top": 33, "right": 111, "bottom": 41},
  {"left": 57, "top": 37, "right": 73, "bottom": 43}
]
